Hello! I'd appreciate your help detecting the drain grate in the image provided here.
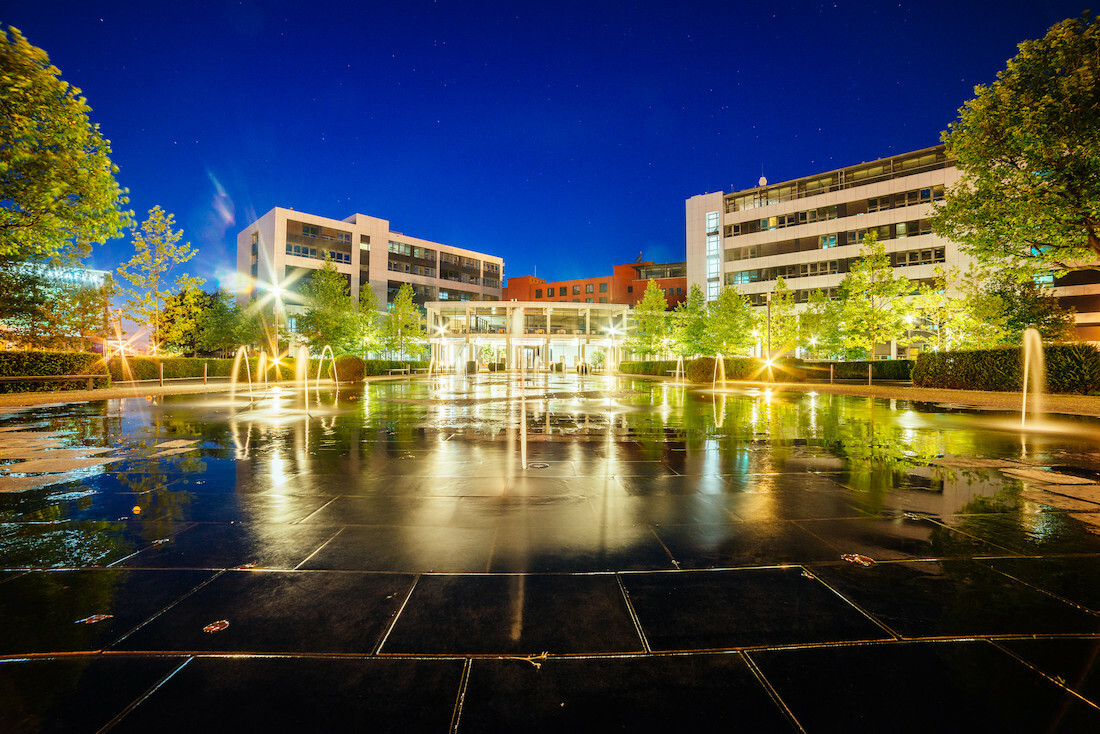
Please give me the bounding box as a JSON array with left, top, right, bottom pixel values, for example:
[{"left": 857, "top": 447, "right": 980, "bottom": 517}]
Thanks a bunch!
[{"left": 527, "top": 462, "right": 550, "bottom": 469}]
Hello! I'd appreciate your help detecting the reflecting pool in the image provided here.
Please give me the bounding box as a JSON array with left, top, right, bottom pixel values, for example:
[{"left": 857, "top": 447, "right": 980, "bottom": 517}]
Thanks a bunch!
[{"left": 2, "top": 373, "right": 1100, "bottom": 731}]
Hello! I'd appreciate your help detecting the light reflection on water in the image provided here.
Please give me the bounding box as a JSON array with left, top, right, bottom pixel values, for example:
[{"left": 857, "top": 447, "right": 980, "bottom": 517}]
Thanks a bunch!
[{"left": 2, "top": 372, "right": 1100, "bottom": 569}]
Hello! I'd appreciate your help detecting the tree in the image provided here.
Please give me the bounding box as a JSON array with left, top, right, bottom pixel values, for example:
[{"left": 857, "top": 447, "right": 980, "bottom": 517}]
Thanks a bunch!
[
  {"left": 766, "top": 277, "right": 800, "bottom": 356},
  {"left": 0, "top": 257, "right": 111, "bottom": 349},
  {"left": 117, "top": 207, "right": 202, "bottom": 352},
  {"left": 910, "top": 266, "right": 999, "bottom": 351},
  {"left": 978, "top": 273, "right": 1077, "bottom": 343},
  {"left": 0, "top": 27, "right": 131, "bottom": 260},
  {"left": 839, "top": 232, "right": 912, "bottom": 358},
  {"left": 626, "top": 279, "right": 671, "bottom": 358},
  {"left": 707, "top": 285, "right": 757, "bottom": 356},
  {"left": 799, "top": 289, "right": 847, "bottom": 360},
  {"left": 160, "top": 283, "right": 207, "bottom": 356},
  {"left": 933, "top": 13, "right": 1100, "bottom": 273},
  {"left": 383, "top": 282, "right": 425, "bottom": 358},
  {"left": 358, "top": 283, "right": 383, "bottom": 355},
  {"left": 295, "top": 258, "right": 363, "bottom": 353},
  {"left": 671, "top": 284, "right": 709, "bottom": 357},
  {"left": 198, "top": 289, "right": 245, "bottom": 357}
]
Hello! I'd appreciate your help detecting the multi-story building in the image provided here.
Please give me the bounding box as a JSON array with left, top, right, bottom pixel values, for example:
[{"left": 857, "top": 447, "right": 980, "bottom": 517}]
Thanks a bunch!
[
  {"left": 237, "top": 208, "right": 504, "bottom": 321},
  {"left": 503, "top": 261, "right": 687, "bottom": 309},
  {"left": 687, "top": 146, "right": 969, "bottom": 356}
]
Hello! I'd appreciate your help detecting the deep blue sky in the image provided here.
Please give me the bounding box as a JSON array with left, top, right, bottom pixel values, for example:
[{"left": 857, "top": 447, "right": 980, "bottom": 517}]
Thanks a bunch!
[{"left": 4, "top": 0, "right": 1090, "bottom": 287}]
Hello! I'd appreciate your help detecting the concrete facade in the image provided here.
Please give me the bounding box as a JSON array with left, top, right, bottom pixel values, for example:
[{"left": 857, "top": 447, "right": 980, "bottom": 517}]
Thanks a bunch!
[{"left": 237, "top": 207, "right": 504, "bottom": 316}]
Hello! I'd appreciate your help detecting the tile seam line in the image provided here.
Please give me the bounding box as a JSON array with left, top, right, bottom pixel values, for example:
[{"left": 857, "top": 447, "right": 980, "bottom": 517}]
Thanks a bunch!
[
  {"left": 977, "top": 561, "right": 1100, "bottom": 616},
  {"left": 292, "top": 496, "right": 340, "bottom": 525},
  {"left": 97, "top": 655, "right": 193, "bottom": 733},
  {"left": 742, "top": 651, "right": 808, "bottom": 734},
  {"left": 373, "top": 573, "right": 421, "bottom": 655},
  {"left": 449, "top": 658, "right": 473, "bottom": 734},
  {"left": 989, "top": 639, "right": 1100, "bottom": 712},
  {"left": 800, "top": 565, "right": 902, "bottom": 640},
  {"left": 615, "top": 572, "right": 652, "bottom": 653},
  {"left": 293, "top": 526, "right": 346, "bottom": 570},
  {"left": 109, "top": 569, "right": 228, "bottom": 647}
]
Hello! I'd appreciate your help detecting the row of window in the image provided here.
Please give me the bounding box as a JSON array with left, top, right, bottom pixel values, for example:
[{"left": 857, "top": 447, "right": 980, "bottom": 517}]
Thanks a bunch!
[
  {"left": 893, "top": 247, "right": 946, "bottom": 267},
  {"left": 441, "top": 271, "right": 480, "bottom": 285},
  {"left": 439, "top": 252, "right": 481, "bottom": 269},
  {"left": 534, "top": 282, "right": 610, "bottom": 298},
  {"left": 388, "top": 240, "right": 437, "bottom": 261},
  {"left": 387, "top": 260, "right": 436, "bottom": 277},
  {"left": 727, "top": 245, "right": 944, "bottom": 287},
  {"left": 286, "top": 244, "right": 351, "bottom": 264},
  {"left": 721, "top": 186, "right": 945, "bottom": 237}
]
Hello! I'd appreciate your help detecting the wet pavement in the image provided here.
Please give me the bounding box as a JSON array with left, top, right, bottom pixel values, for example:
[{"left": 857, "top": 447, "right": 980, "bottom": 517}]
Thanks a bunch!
[{"left": 1, "top": 373, "right": 1100, "bottom": 731}]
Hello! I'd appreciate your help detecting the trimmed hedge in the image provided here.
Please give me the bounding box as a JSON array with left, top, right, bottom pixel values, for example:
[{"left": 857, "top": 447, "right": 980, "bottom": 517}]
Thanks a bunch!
[
  {"left": 0, "top": 351, "right": 110, "bottom": 393},
  {"left": 804, "top": 360, "right": 915, "bottom": 381},
  {"left": 913, "top": 344, "right": 1100, "bottom": 394},
  {"left": 618, "top": 357, "right": 804, "bottom": 383},
  {"left": 362, "top": 359, "right": 428, "bottom": 377},
  {"left": 107, "top": 356, "right": 297, "bottom": 382},
  {"left": 332, "top": 355, "right": 365, "bottom": 383}
]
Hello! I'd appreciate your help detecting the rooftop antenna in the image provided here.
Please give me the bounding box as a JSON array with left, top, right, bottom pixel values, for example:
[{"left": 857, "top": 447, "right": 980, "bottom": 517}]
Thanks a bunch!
[{"left": 759, "top": 164, "right": 767, "bottom": 188}]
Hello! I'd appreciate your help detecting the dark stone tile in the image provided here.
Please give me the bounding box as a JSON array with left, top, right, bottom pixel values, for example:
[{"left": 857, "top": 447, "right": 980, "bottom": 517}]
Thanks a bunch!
[
  {"left": 0, "top": 655, "right": 185, "bottom": 734},
  {"left": 116, "top": 570, "right": 414, "bottom": 653},
  {"left": 797, "top": 516, "right": 1002, "bottom": 560},
  {"left": 382, "top": 574, "right": 643, "bottom": 654},
  {"left": 299, "top": 496, "right": 462, "bottom": 526},
  {"left": 0, "top": 568, "right": 213, "bottom": 654},
  {"left": 612, "top": 474, "right": 732, "bottom": 495},
  {"left": 622, "top": 567, "right": 890, "bottom": 650},
  {"left": 459, "top": 653, "right": 793, "bottom": 732},
  {"left": 811, "top": 559, "right": 1100, "bottom": 638},
  {"left": 982, "top": 556, "right": 1100, "bottom": 613},
  {"left": 452, "top": 496, "right": 596, "bottom": 528},
  {"left": 752, "top": 640, "right": 1100, "bottom": 733},
  {"left": 653, "top": 521, "right": 839, "bottom": 568},
  {"left": 719, "top": 486, "right": 866, "bottom": 520},
  {"left": 29, "top": 490, "right": 328, "bottom": 525},
  {"left": 488, "top": 523, "right": 674, "bottom": 572},
  {"left": 112, "top": 657, "right": 464, "bottom": 733},
  {"left": 998, "top": 638, "right": 1100, "bottom": 706},
  {"left": 0, "top": 520, "right": 159, "bottom": 569},
  {"left": 937, "top": 512, "right": 1100, "bottom": 554},
  {"left": 590, "top": 495, "right": 737, "bottom": 526},
  {"left": 117, "top": 523, "right": 336, "bottom": 570},
  {"left": 298, "top": 525, "right": 496, "bottom": 572}
]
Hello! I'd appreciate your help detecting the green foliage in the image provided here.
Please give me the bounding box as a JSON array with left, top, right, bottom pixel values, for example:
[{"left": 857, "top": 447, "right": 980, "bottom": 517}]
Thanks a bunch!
[
  {"left": 359, "top": 359, "right": 428, "bottom": 376},
  {"left": 0, "top": 27, "right": 132, "bottom": 260},
  {"left": 358, "top": 284, "right": 383, "bottom": 354},
  {"left": 626, "top": 279, "right": 672, "bottom": 357},
  {"left": 197, "top": 289, "right": 244, "bottom": 357},
  {"left": 684, "top": 356, "right": 804, "bottom": 383},
  {"left": 799, "top": 289, "right": 848, "bottom": 359},
  {"left": 617, "top": 360, "right": 680, "bottom": 376},
  {"left": 0, "top": 350, "right": 108, "bottom": 392},
  {"left": 767, "top": 277, "right": 800, "bottom": 356},
  {"left": 383, "top": 283, "right": 425, "bottom": 357},
  {"left": 809, "top": 360, "right": 915, "bottom": 381},
  {"left": 912, "top": 343, "right": 1100, "bottom": 393},
  {"left": 466, "top": 360, "right": 478, "bottom": 375},
  {"left": 671, "top": 284, "right": 709, "bottom": 357},
  {"left": 0, "top": 258, "right": 112, "bottom": 350},
  {"left": 160, "top": 283, "right": 207, "bottom": 356},
  {"left": 331, "top": 354, "right": 365, "bottom": 382},
  {"left": 116, "top": 206, "right": 202, "bottom": 351},
  {"left": 840, "top": 232, "right": 912, "bottom": 357},
  {"left": 979, "top": 273, "right": 1077, "bottom": 343},
  {"left": 295, "top": 258, "right": 364, "bottom": 354},
  {"left": 934, "top": 12, "right": 1100, "bottom": 273},
  {"left": 707, "top": 285, "right": 758, "bottom": 356}
]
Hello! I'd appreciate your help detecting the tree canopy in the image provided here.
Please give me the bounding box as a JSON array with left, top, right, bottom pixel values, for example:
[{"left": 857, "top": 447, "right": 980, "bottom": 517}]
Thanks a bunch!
[
  {"left": 383, "top": 283, "right": 425, "bottom": 358},
  {"left": 0, "top": 27, "right": 131, "bottom": 260},
  {"left": 839, "top": 232, "right": 912, "bottom": 358},
  {"left": 626, "top": 279, "right": 671, "bottom": 357},
  {"left": 933, "top": 13, "right": 1100, "bottom": 274}
]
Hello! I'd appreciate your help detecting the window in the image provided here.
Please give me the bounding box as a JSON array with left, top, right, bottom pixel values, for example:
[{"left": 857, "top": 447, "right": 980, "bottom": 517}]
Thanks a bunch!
[
  {"left": 572, "top": 285, "right": 580, "bottom": 295},
  {"left": 535, "top": 288, "right": 543, "bottom": 299},
  {"left": 302, "top": 224, "right": 318, "bottom": 237},
  {"left": 585, "top": 283, "right": 593, "bottom": 294},
  {"left": 820, "top": 234, "right": 837, "bottom": 249},
  {"left": 559, "top": 286, "right": 567, "bottom": 296},
  {"left": 705, "top": 211, "right": 719, "bottom": 234},
  {"left": 706, "top": 234, "right": 719, "bottom": 256},
  {"left": 676, "top": 287, "right": 682, "bottom": 295},
  {"left": 599, "top": 282, "right": 608, "bottom": 293},
  {"left": 599, "top": 297, "right": 607, "bottom": 303},
  {"left": 627, "top": 286, "right": 633, "bottom": 293},
  {"left": 585, "top": 298, "right": 593, "bottom": 303},
  {"left": 336, "top": 232, "right": 351, "bottom": 244}
]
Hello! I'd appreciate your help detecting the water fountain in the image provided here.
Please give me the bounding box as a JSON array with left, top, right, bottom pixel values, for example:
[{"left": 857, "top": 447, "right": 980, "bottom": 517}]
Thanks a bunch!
[
  {"left": 712, "top": 353, "right": 726, "bottom": 388},
  {"left": 314, "top": 345, "right": 339, "bottom": 391},
  {"left": 673, "top": 356, "right": 685, "bottom": 384},
  {"left": 229, "top": 346, "right": 255, "bottom": 405},
  {"left": 1021, "top": 327, "right": 1045, "bottom": 426}
]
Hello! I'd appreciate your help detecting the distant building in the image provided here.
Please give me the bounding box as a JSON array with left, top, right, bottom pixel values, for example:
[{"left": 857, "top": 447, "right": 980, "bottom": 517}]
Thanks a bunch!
[
  {"left": 236, "top": 207, "right": 504, "bottom": 320},
  {"left": 503, "top": 261, "right": 687, "bottom": 309}
]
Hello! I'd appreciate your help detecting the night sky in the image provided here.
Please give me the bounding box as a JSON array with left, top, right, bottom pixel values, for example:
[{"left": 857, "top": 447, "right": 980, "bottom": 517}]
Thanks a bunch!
[{"left": 3, "top": 0, "right": 1090, "bottom": 288}]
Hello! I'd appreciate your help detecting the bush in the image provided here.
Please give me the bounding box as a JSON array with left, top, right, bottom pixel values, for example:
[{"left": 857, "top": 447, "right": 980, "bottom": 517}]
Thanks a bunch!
[
  {"left": 807, "top": 360, "right": 914, "bottom": 381},
  {"left": 331, "top": 354, "right": 365, "bottom": 383},
  {"left": 466, "top": 360, "right": 478, "bottom": 375},
  {"left": 361, "top": 359, "right": 428, "bottom": 376},
  {"left": 553, "top": 362, "right": 564, "bottom": 372},
  {"left": 617, "top": 361, "right": 680, "bottom": 377},
  {"left": 913, "top": 344, "right": 1100, "bottom": 394},
  {"left": 684, "top": 356, "right": 804, "bottom": 383},
  {"left": 0, "top": 351, "right": 109, "bottom": 393}
]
